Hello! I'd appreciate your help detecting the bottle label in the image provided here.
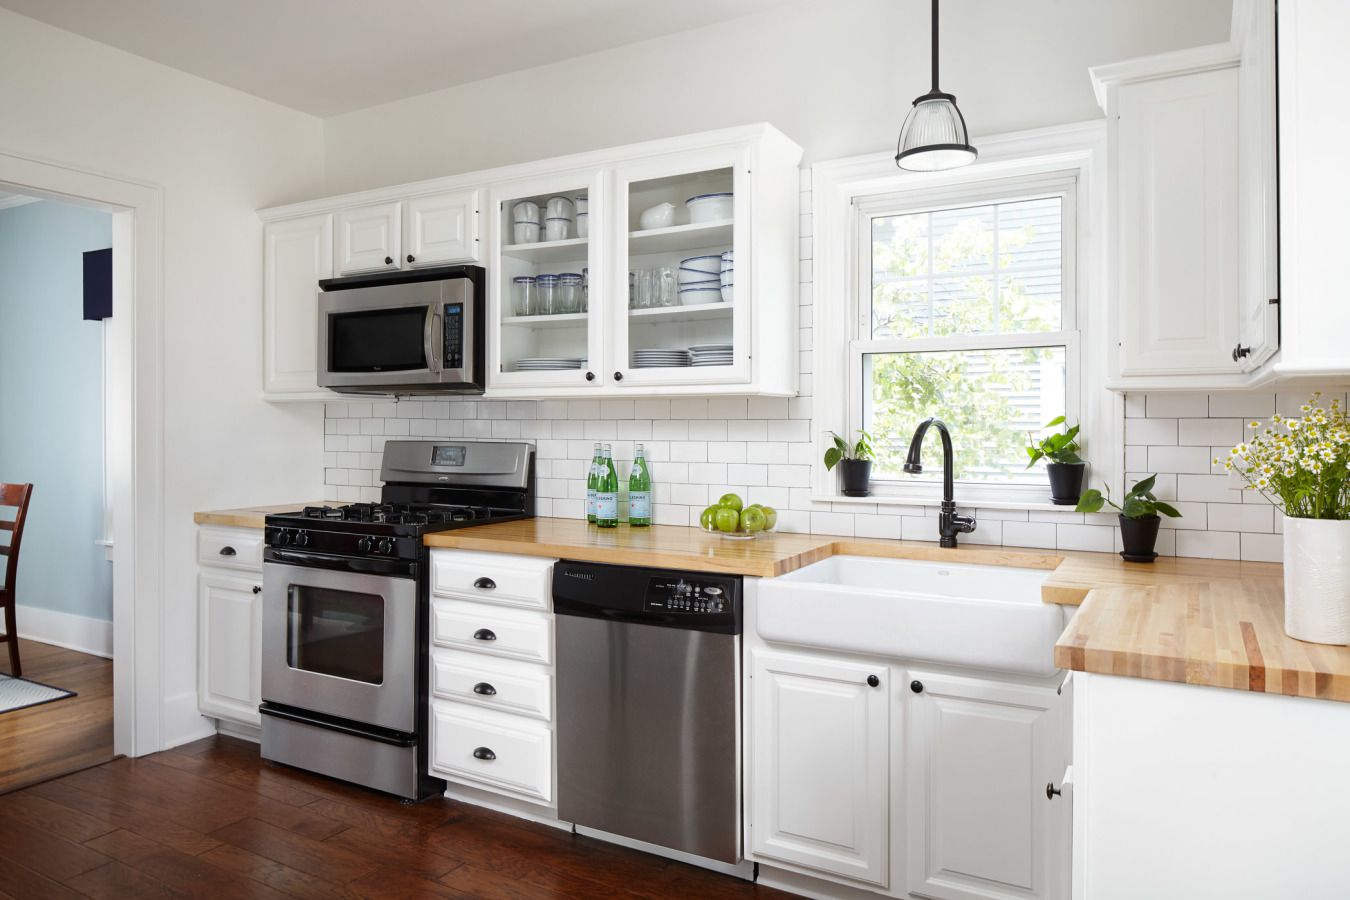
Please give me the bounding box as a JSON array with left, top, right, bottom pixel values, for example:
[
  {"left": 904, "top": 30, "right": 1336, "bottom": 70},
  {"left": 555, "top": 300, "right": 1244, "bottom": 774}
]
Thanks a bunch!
[
  {"left": 586, "top": 488, "right": 596, "bottom": 517},
  {"left": 629, "top": 492, "right": 651, "bottom": 519},
  {"left": 596, "top": 492, "right": 618, "bottom": 521}
]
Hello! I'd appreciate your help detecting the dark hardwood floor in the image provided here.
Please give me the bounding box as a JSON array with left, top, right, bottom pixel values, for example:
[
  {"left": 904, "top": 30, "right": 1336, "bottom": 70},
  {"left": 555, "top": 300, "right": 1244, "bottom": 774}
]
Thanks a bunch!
[
  {"left": 0, "top": 734, "right": 797, "bottom": 898},
  {"left": 0, "top": 639, "right": 114, "bottom": 795}
]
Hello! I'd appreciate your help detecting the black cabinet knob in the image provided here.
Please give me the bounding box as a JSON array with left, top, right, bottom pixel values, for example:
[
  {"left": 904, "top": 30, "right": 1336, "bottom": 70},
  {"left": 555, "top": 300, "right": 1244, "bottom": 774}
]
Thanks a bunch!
[
  {"left": 867, "top": 675, "right": 880, "bottom": 688},
  {"left": 384, "top": 255, "right": 393, "bottom": 265},
  {"left": 1232, "top": 344, "right": 1252, "bottom": 362},
  {"left": 472, "top": 682, "right": 497, "bottom": 696},
  {"left": 472, "top": 747, "right": 496, "bottom": 761},
  {"left": 910, "top": 680, "right": 924, "bottom": 694},
  {"left": 614, "top": 371, "right": 624, "bottom": 382},
  {"left": 472, "top": 628, "right": 497, "bottom": 642},
  {"left": 473, "top": 576, "right": 496, "bottom": 590},
  {"left": 1046, "top": 782, "right": 1062, "bottom": 800},
  {"left": 252, "top": 585, "right": 262, "bottom": 595},
  {"left": 219, "top": 546, "right": 237, "bottom": 557},
  {"left": 585, "top": 371, "right": 595, "bottom": 382},
  {"left": 406, "top": 254, "right": 415, "bottom": 263}
]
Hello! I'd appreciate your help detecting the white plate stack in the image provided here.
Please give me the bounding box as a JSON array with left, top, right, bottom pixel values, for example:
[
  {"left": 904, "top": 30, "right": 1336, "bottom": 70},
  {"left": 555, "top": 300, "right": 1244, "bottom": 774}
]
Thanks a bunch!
[
  {"left": 515, "top": 357, "right": 586, "bottom": 371},
  {"left": 632, "top": 348, "right": 692, "bottom": 368},
  {"left": 689, "top": 344, "right": 733, "bottom": 366}
]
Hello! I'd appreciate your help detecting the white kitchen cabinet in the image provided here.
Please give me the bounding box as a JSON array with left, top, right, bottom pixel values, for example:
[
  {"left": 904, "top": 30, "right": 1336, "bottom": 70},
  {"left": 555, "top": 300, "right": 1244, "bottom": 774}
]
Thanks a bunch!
[
  {"left": 1233, "top": 0, "right": 1279, "bottom": 371},
  {"left": 904, "top": 670, "right": 1066, "bottom": 900},
  {"left": 336, "top": 200, "right": 402, "bottom": 274},
  {"left": 748, "top": 647, "right": 890, "bottom": 888},
  {"left": 1097, "top": 49, "right": 1241, "bottom": 380},
  {"left": 405, "top": 190, "right": 479, "bottom": 267},
  {"left": 197, "top": 566, "right": 262, "bottom": 729},
  {"left": 262, "top": 212, "right": 334, "bottom": 400}
]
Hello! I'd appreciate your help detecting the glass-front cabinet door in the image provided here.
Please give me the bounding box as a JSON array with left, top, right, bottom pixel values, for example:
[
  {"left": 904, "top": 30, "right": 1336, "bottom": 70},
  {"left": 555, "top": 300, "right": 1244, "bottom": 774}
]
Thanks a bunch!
[
  {"left": 610, "top": 146, "right": 752, "bottom": 387},
  {"left": 488, "top": 171, "right": 605, "bottom": 390}
]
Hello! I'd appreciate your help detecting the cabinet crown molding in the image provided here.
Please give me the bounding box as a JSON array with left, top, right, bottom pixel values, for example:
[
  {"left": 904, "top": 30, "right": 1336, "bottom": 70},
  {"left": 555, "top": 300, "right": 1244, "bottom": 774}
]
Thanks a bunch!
[{"left": 1090, "top": 42, "right": 1240, "bottom": 112}]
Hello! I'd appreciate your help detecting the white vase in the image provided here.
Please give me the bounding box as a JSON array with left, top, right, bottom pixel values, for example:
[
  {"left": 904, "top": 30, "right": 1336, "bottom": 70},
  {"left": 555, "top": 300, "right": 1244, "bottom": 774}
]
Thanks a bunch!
[{"left": 1283, "top": 517, "right": 1350, "bottom": 644}]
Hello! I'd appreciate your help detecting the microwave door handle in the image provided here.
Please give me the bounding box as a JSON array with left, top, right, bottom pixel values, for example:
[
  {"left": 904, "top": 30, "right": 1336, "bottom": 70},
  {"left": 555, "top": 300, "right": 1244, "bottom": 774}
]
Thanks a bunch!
[{"left": 424, "top": 306, "right": 441, "bottom": 373}]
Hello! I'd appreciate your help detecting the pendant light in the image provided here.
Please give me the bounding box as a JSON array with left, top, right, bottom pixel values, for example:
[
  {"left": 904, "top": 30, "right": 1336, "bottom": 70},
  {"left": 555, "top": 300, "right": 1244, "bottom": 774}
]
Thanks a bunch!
[{"left": 895, "top": 0, "right": 977, "bottom": 171}]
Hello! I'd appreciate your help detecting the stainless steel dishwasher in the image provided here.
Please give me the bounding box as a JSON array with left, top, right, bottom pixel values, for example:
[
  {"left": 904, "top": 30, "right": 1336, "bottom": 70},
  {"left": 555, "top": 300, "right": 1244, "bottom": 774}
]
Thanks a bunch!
[{"left": 553, "top": 560, "right": 749, "bottom": 878}]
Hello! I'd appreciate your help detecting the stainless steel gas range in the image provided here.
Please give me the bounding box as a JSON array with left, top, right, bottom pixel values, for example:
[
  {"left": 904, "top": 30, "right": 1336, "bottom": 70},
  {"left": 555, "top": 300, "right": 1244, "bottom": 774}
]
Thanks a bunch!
[{"left": 260, "top": 440, "right": 534, "bottom": 800}]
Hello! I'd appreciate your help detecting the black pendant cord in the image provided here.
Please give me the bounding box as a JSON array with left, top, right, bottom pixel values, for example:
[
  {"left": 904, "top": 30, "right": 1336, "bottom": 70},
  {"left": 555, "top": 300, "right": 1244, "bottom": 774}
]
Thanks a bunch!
[{"left": 931, "top": 0, "right": 940, "bottom": 92}]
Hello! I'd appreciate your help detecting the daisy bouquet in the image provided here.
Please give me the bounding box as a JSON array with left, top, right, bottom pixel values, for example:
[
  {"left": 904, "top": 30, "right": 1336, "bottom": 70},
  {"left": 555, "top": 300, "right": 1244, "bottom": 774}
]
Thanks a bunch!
[{"left": 1219, "top": 392, "right": 1350, "bottom": 520}]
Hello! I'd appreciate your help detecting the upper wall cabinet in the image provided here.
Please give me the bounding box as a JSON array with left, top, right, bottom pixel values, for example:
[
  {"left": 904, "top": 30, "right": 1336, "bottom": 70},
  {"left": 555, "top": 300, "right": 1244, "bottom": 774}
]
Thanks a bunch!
[{"left": 260, "top": 124, "right": 801, "bottom": 401}]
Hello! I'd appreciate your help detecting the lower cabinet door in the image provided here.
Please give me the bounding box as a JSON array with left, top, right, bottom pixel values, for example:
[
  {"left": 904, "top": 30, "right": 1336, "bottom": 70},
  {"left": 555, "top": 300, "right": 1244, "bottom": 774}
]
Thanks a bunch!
[
  {"left": 905, "top": 670, "right": 1065, "bottom": 900},
  {"left": 198, "top": 569, "right": 262, "bottom": 727},
  {"left": 749, "top": 648, "right": 890, "bottom": 887}
]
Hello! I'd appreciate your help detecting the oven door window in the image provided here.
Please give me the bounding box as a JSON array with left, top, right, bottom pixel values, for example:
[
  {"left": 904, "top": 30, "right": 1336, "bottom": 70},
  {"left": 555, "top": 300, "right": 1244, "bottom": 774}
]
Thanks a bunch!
[
  {"left": 328, "top": 306, "right": 427, "bottom": 373},
  {"left": 286, "top": 585, "right": 384, "bottom": 685}
]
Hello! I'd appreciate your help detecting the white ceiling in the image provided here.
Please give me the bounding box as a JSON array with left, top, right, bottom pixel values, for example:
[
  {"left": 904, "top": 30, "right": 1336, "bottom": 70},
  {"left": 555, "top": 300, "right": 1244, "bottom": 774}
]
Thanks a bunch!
[{"left": 0, "top": 0, "right": 800, "bottom": 116}]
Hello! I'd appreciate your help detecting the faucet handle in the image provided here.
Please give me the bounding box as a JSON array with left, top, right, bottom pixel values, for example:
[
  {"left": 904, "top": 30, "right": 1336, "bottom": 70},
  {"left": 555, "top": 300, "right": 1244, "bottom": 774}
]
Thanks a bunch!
[{"left": 953, "top": 512, "right": 976, "bottom": 534}]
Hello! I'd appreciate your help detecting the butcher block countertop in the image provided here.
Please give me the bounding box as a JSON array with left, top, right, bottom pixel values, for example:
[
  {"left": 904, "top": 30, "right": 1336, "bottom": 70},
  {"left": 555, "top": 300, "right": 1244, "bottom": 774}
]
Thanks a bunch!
[{"left": 194, "top": 503, "right": 331, "bottom": 529}]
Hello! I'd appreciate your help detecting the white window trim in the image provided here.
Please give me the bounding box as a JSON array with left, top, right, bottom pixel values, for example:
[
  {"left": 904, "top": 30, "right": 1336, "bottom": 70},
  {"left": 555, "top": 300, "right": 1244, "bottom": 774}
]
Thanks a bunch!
[{"left": 810, "top": 120, "right": 1122, "bottom": 510}]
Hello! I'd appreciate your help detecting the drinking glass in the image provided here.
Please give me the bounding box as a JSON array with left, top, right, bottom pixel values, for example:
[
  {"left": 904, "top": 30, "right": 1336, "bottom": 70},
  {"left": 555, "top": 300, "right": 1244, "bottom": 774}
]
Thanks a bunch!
[
  {"left": 557, "top": 274, "right": 583, "bottom": 314},
  {"left": 653, "top": 266, "right": 678, "bottom": 306},
  {"left": 512, "top": 276, "right": 536, "bottom": 316},
  {"left": 535, "top": 275, "right": 558, "bottom": 315}
]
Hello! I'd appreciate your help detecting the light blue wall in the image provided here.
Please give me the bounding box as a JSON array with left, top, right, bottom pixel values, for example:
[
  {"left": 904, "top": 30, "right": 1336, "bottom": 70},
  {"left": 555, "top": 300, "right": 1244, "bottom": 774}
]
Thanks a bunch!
[{"left": 0, "top": 200, "right": 112, "bottom": 622}]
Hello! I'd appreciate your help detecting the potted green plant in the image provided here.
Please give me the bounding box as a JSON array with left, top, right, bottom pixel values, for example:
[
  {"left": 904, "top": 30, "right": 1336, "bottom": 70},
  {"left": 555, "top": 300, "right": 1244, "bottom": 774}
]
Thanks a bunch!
[
  {"left": 1025, "top": 416, "right": 1085, "bottom": 505},
  {"left": 1221, "top": 392, "right": 1350, "bottom": 644},
  {"left": 1075, "top": 474, "right": 1181, "bottom": 562},
  {"left": 825, "top": 430, "right": 875, "bottom": 497}
]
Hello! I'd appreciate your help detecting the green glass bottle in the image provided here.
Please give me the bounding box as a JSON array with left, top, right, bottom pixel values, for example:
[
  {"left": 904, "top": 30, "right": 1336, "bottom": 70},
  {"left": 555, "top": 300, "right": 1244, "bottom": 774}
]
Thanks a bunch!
[
  {"left": 628, "top": 443, "right": 652, "bottom": 526},
  {"left": 586, "top": 442, "right": 602, "bottom": 524},
  {"left": 596, "top": 444, "right": 619, "bottom": 528}
]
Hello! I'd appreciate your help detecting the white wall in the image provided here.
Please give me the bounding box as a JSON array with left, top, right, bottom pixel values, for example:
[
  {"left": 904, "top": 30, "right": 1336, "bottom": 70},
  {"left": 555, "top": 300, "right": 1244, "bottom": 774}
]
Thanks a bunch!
[
  {"left": 0, "top": 8, "right": 327, "bottom": 745},
  {"left": 322, "top": 0, "right": 1232, "bottom": 193},
  {"left": 0, "top": 200, "right": 113, "bottom": 625}
]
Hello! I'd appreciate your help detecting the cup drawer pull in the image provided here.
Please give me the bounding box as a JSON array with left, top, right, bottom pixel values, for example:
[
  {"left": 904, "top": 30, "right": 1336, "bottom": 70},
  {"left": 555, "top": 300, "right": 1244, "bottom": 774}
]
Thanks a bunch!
[
  {"left": 473, "top": 576, "right": 496, "bottom": 590},
  {"left": 472, "top": 628, "right": 497, "bottom": 642},
  {"left": 219, "top": 546, "right": 237, "bottom": 557},
  {"left": 472, "top": 682, "right": 497, "bottom": 696},
  {"left": 472, "top": 747, "right": 496, "bottom": 761}
]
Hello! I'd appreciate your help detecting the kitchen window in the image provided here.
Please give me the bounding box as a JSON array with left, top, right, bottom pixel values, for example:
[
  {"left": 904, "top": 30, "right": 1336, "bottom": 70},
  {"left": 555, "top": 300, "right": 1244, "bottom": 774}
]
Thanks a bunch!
[{"left": 848, "top": 175, "right": 1080, "bottom": 502}]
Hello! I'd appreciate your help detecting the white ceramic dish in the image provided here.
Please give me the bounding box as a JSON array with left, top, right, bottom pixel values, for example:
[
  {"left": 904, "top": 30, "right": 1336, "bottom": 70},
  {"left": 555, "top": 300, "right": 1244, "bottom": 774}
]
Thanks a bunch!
[
  {"left": 544, "top": 218, "right": 571, "bottom": 242},
  {"left": 687, "top": 192, "right": 733, "bottom": 223},
  {"left": 576, "top": 213, "right": 589, "bottom": 238},
  {"left": 512, "top": 200, "right": 540, "bottom": 223},
  {"left": 638, "top": 202, "right": 675, "bottom": 230},
  {"left": 513, "top": 222, "right": 540, "bottom": 244}
]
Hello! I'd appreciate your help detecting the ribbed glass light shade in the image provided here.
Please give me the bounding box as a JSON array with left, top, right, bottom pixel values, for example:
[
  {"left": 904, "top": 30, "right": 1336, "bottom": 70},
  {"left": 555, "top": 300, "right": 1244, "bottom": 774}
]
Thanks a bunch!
[{"left": 895, "top": 93, "right": 977, "bottom": 171}]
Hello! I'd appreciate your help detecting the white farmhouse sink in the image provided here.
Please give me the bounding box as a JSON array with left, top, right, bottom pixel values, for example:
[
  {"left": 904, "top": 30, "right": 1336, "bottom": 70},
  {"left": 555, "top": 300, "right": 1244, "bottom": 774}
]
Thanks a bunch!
[{"left": 756, "top": 556, "right": 1069, "bottom": 677}]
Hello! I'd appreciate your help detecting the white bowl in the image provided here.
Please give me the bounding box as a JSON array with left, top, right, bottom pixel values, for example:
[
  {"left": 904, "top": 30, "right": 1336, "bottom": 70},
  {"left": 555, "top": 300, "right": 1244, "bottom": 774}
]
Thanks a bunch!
[
  {"left": 513, "top": 222, "right": 540, "bottom": 244},
  {"left": 512, "top": 200, "right": 540, "bottom": 224},
  {"left": 544, "top": 218, "right": 571, "bottom": 242},
  {"left": 678, "top": 267, "right": 721, "bottom": 286},
  {"left": 639, "top": 202, "right": 675, "bottom": 230},
  {"left": 546, "top": 196, "right": 573, "bottom": 219},
  {"left": 687, "top": 193, "right": 733, "bottom": 223},
  {"left": 720, "top": 268, "right": 732, "bottom": 287},
  {"left": 720, "top": 283, "right": 733, "bottom": 303},
  {"left": 680, "top": 254, "right": 723, "bottom": 275},
  {"left": 680, "top": 286, "right": 723, "bottom": 306}
]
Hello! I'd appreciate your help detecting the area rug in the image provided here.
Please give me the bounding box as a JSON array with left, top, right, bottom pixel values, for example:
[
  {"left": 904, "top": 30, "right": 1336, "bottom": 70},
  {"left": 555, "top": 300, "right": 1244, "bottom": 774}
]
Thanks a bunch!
[{"left": 0, "top": 673, "right": 75, "bottom": 713}]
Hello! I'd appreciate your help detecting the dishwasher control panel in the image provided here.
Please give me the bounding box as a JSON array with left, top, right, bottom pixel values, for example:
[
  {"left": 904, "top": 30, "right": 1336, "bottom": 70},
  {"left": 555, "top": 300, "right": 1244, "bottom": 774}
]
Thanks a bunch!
[{"left": 645, "top": 577, "right": 732, "bottom": 614}]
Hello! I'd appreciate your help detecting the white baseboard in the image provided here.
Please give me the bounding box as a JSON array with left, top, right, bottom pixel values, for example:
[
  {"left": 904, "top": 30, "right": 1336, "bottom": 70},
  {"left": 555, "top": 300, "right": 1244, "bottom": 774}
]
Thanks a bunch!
[{"left": 16, "top": 604, "right": 113, "bottom": 658}]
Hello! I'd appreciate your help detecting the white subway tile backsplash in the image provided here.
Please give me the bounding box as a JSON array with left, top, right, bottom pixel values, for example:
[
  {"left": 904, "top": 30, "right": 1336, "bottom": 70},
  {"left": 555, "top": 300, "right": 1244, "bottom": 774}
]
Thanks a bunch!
[
  {"left": 1241, "top": 532, "right": 1283, "bottom": 562},
  {"left": 1175, "top": 530, "right": 1240, "bottom": 560},
  {"left": 1177, "top": 417, "right": 1243, "bottom": 447},
  {"left": 1125, "top": 417, "right": 1177, "bottom": 445},
  {"left": 1207, "top": 392, "right": 1275, "bottom": 418},
  {"left": 1147, "top": 445, "right": 1212, "bottom": 474},
  {"left": 1144, "top": 393, "right": 1208, "bottom": 418}
]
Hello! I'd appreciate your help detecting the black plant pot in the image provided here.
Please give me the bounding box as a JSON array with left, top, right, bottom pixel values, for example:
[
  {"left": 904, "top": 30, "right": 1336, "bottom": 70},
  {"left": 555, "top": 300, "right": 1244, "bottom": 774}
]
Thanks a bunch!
[
  {"left": 1046, "top": 462, "right": 1086, "bottom": 506},
  {"left": 839, "top": 459, "right": 873, "bottom": 497},
  {"left": 1119, "top": 514, "right": 1161, "bottom": 563}
]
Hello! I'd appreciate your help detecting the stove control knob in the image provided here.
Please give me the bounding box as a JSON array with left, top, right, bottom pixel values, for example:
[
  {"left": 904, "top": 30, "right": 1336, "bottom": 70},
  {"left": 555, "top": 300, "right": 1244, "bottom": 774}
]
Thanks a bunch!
[
  {"left": 357, "top": 536, "right": 373, "bottom": 553},
  {"left": 294, "top": 531, "right": 311, "bottom": 548},
  {"left": 276, "top": 530, "right": 292, "bottom": 546},
  {"left": 377, "top": 538, "right": 394, "bottom": 555}
]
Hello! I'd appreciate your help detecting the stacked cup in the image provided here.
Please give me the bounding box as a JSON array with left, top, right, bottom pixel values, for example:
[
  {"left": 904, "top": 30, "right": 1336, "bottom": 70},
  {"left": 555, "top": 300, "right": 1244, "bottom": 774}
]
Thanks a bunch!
[
  {"left": 512, "top": 201, "right": 540, "bottom": 244},
  {"left": 575, "top": 196, "right": 589, "bottom": 238},
  {"left": 545, "top": 196, "right": 573, "bottom": 242},
  {"left": 678, "top": 253, "right": 724, "bottom": 306},
  {"left": 720, "top": 250, "right": 734, "bottom": 303}
]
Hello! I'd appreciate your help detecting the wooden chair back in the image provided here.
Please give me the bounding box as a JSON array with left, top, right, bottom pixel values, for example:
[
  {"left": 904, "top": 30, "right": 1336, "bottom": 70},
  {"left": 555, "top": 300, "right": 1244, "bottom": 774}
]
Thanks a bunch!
[{"left": 1, "top": 483, "right": 34, "bottom": 596}]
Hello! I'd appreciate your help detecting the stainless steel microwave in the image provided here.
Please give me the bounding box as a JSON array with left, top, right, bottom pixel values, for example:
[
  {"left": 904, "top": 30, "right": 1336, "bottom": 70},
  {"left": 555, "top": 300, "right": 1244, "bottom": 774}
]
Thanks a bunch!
[{"left": 317, "top": 265, "right": 485, "bottom": 394}]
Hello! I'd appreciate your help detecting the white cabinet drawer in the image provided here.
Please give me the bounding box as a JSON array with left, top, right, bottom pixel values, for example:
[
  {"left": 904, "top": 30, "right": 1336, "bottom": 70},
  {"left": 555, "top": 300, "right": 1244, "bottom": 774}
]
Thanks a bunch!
[
  {"left": 431, "top": 701, "right": 552, "bottom": 803},
  {"left": 197, "top": 526, "right": 264, "bottom": 572},
  {"left": 431, "top": 599, "right": 552, "bottom": 665},
  {"left": 431, "top": 550, "right": 554, "bottom": 610},
  {"left": 431, "top": 649, "right": 552, "bottom": 721}
]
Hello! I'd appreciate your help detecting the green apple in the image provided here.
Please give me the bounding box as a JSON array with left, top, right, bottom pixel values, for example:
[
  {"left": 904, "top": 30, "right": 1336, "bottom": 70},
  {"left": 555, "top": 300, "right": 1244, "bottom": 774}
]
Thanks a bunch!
[
  {"left": 714, "top": 507, "right": 741, "bottom": 533},
  {"left": 718, "top": 493, "right": 744, "bottom": 512},
  {"left": 699, "top": 505, "right": 720, "bottom": 531},
  {"left": 760, "top": 506, "right": 778, "bottom": 530},
  {"left": 740, "top": 506, "right": 767, "bottom": 533}
]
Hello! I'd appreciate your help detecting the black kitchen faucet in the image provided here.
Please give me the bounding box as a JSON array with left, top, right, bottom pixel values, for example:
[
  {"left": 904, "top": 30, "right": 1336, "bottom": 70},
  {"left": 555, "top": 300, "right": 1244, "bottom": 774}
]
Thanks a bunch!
[{"left": 903, "top": 417, "right": 976, "bottom": 548}]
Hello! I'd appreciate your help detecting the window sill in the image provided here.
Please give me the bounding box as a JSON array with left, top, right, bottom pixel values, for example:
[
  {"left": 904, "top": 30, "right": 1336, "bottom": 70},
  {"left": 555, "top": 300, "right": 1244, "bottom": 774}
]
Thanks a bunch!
[{"left": 811, "top": 493, "right": 1077, "bottom": 513}]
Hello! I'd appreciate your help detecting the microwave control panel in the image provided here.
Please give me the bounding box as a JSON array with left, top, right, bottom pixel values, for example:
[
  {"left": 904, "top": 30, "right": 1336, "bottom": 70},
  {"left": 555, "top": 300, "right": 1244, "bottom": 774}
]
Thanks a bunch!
[{"left": 443, "top": 302, "right": 463, "bottom": 370}]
